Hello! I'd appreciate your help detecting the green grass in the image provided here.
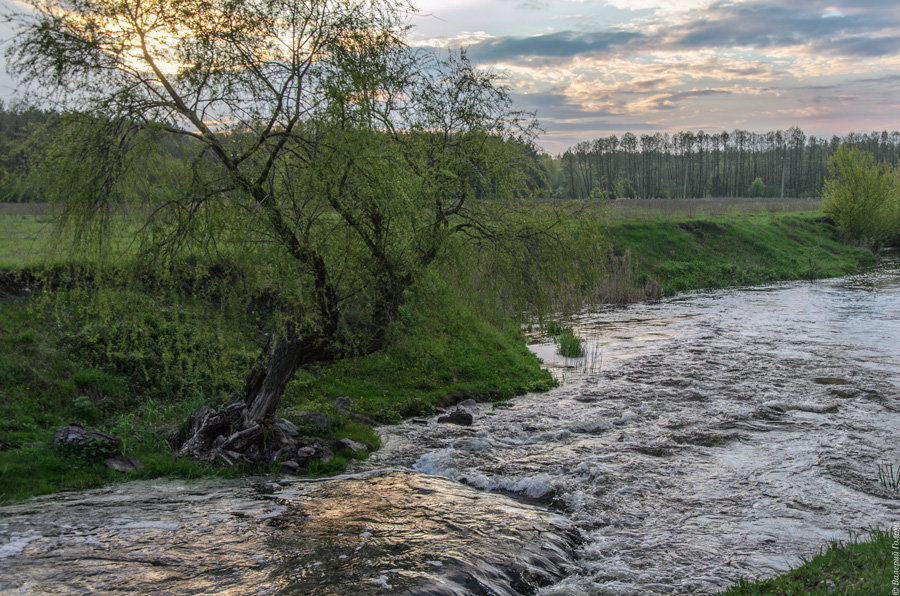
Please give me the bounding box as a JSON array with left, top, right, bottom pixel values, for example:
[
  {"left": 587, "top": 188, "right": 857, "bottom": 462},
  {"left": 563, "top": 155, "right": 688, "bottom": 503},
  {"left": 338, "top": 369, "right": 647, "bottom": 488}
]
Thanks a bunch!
[
  {"left": 556, "top": 327, "right": 585, "bottom": 358},
  {"left": 723, "top": 529, "right": 897, "bottom": 595},
  {"left": 606, "top": 211, "right": 873, "bottom": 296},
  {"left": 282, "top": 281, "right": 555, "bottom": 425},
  {"left": 0, "top": 213, "right": 54, "bottom": 268},
  {"left": 0, "top": 270, "right": 553, "bottom": 502}
]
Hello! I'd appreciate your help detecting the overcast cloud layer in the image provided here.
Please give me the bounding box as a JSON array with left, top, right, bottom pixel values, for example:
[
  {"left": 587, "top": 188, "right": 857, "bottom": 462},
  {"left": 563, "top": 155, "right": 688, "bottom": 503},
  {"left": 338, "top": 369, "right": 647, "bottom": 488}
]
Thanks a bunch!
[{"left": 412, "top": 0, "right": 900, "bottom": 152}]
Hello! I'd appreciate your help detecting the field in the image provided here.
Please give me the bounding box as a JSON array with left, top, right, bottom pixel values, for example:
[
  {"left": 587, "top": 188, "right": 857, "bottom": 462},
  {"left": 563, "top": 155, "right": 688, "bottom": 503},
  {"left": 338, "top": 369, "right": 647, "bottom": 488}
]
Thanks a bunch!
[{"left": 608, "top": 196, "right": 823, "bottom": 219}]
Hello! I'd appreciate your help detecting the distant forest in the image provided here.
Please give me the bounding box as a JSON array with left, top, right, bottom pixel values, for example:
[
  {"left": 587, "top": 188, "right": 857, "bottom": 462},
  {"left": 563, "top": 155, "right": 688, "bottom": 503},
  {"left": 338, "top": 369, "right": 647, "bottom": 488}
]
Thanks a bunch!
[
  {"left": 2, "top": 104, "right": 899, "bottom": 202},
  {"left": 538, "top": 128, "right": 900, "bottom": 200},
  {"left": 0, "top": 105, "right": 57, "bottom": 203}
]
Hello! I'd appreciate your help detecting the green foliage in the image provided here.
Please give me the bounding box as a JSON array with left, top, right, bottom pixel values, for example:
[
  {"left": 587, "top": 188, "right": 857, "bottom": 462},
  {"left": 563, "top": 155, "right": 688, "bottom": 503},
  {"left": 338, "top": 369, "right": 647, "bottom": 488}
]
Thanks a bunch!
[
  {"left": 556, "top": 327, "right": 585, "bottom": 358},
  {"left": 59, "top": 291, "right": 250, "bottom": 404},
  {"left": 0, "top": 263, "right": 553, "bottom": 501},
  {"left": 724, "top": 529, "right": 895, "bottom": 595},
  {"left": 441, "top": 201, "right": 613, "bottom": 322},
  {"left": 71, "top": 394, "right": 100, "bottom": 425},
  {"left": 822, "top": 147, "right": 900, "bottom": 247},
  {"left": 748, "top": 177, "right": 766, "bottom": 197},
  {"left": 56, "top": 436, "right": 116, "bottom": 463},
  {"left": 544, "top": 321, "right": 564, "bottom": 336}
]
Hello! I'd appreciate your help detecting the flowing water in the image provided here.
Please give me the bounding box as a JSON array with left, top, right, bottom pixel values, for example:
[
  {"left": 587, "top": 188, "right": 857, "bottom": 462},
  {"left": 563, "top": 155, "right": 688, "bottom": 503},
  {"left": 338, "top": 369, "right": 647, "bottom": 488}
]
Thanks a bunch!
[{"left": 2, "top": 257, "right": 899, "bottom": 594}]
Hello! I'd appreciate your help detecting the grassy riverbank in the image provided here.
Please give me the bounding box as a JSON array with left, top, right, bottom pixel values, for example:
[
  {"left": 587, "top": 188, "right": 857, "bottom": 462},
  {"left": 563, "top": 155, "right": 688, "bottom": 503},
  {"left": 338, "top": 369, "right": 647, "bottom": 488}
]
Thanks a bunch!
[
  {"left": 0, "top": 270, "right": 554, "bottom": 501},
  {"left": 723, "top": 528, "right": 897, "bottom": 595},
  {"left": 605, "top": 210, "right": 873, "bottom": 296},
  {"left": 0, "top": 203, "right": 876, "bottom": 503}
]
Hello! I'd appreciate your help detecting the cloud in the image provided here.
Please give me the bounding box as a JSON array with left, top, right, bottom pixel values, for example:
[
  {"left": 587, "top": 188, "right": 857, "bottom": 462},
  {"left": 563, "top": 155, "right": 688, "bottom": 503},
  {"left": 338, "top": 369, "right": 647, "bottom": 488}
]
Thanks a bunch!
[
  {"left": 648, "top": 89, "right": 732, "bottom": 110},
  {"left": 464, "top": 30, "right": 642, "bottom": 64},
  {"left": 654, "top": 0, "right": 900, "bottom": 58},
  {"left": 819, "top": 36, "right": 900, "bottom": 58},
  {"left": 600, "top": 0, "right": 714, "bottom": 13}
]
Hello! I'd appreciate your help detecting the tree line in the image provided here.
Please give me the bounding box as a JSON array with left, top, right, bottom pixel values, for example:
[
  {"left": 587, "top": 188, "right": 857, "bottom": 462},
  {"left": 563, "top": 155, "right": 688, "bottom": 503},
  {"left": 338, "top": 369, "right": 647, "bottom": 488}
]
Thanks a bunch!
[
  {"left": 538, "top": 128, "right": 900, "bottom": 200},
  {"left": 0, "top": 102, "right": 59, "bottom": 202},
  {"left": 2, "top": 104, "right": 900, "bottom": 204}
]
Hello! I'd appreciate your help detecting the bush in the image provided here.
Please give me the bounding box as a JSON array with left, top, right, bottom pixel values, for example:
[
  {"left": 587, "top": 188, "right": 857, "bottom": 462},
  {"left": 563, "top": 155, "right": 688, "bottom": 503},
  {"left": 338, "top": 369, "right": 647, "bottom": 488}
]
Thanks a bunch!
[
  {"left": 748, "top": 177, "right": 766, "bottom": 197},
  {"left": 822, "top": 147, "right": 899, "bottom": 247}
]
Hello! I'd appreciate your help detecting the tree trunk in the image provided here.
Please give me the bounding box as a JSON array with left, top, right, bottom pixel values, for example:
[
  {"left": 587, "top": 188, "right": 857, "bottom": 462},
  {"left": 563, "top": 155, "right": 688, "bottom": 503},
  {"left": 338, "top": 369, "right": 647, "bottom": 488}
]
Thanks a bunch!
[
  {"left": 178, "top": 324, "right": 332, "bottom": 462},
  {"left": 242, "top": 327, "right": 315, "bottom": 423}
]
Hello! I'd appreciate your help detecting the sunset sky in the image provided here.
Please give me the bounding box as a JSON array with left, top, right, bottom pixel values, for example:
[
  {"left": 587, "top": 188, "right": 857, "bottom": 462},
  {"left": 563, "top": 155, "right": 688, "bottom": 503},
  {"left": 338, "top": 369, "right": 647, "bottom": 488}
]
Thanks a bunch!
[
  {"left": 408, "top": 0, "right": 900, "bottom": 153},
  {"left": 1, "top": 0, "right": 897, "bottom": 154}
]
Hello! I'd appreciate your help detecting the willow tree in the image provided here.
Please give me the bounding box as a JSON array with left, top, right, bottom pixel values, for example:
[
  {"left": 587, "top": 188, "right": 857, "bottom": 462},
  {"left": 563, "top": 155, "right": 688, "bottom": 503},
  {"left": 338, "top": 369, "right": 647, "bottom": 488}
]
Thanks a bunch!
[{"left": 7, "top": 0, "right": 536, "bottom": 461}]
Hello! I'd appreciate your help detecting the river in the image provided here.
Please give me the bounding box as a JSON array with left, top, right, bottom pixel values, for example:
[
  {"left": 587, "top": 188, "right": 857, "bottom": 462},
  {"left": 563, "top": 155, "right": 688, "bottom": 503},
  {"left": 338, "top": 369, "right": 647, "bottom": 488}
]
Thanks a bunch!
[{"left": 2, "top": 257, "right": 898, "bottom": 594}]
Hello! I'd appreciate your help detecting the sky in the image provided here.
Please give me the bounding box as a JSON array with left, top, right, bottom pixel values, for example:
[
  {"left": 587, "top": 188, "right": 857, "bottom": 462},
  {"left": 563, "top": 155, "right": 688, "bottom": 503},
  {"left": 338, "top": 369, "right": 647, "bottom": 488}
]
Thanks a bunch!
[
  {"left": 0, "top": 0, "right": 897, "bottom": 154},
  {"left": 408, "top": 0, "right": 900, "bottom": 153}
]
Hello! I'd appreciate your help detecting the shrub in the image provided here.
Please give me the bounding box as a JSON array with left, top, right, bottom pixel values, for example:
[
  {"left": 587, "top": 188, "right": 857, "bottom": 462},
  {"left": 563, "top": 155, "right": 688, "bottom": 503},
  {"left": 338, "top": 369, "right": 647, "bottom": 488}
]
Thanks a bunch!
[
  {"left": 822, "top": 147, "right": 899, "bottom": 247},
  {"left": 748, "top": 177, "right": 766, "bottom": 197}
]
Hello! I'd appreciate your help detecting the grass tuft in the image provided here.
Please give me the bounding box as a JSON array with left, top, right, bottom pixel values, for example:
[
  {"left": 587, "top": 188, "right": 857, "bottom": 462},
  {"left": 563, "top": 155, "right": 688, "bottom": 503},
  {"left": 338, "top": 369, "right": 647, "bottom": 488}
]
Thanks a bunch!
[{"left": 556, "top": 327, "right": 585, "bottom": 358}]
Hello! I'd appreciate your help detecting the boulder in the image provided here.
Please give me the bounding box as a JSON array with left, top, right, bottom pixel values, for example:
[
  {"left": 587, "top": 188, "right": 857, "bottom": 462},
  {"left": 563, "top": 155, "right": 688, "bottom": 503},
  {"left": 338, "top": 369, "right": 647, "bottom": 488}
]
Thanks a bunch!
[
  {"left": 457, "top": 399, "right": 478, "bottom": 410},
  {"left": 337, "top": 438, "right": 368, "bottom": 453},
  {"left": 295, "top": 440, "right": 334, "bottom": 465},
  {"left": 437, "top": 409, "right": 474, "bottom": 426},
  {"left": 334, "top": 396, "right": 353, "bottom": 414},
  {"left": 319, "top": 446, "right": 335, "bottom": 463},
  {"left": 295, "top": 445, "right": 318, "bottom": 463},
  {"left": 54, "top": 423, "right": 121, "bottom": 454},
  {"left": 273, "top": 446, "right": 298, "bottom": 462},
  {"left": 104, "top": 456, "right": 144, "bottom": 473},
  {"left": 281, "top": 460, "right": 301, "bottom": 475},
  {"left": 271, "top": 419, "right": 301, "bottom": 449},
  {"left": 272, "top": 418, "right": 300, "bottom": 437}
]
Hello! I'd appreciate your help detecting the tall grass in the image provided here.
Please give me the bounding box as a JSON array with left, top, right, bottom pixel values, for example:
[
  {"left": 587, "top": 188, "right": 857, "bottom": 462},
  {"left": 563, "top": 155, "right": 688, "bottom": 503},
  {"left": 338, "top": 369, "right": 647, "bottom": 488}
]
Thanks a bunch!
[
  {"left": 725, "top": 529, "right": 896, "bottom": 595},
  {"left": 556, "top": 327, "right": 584, "bottom": 358},
  {"left": 877, "top": 463, "right": 900, "bottom": 492}
]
